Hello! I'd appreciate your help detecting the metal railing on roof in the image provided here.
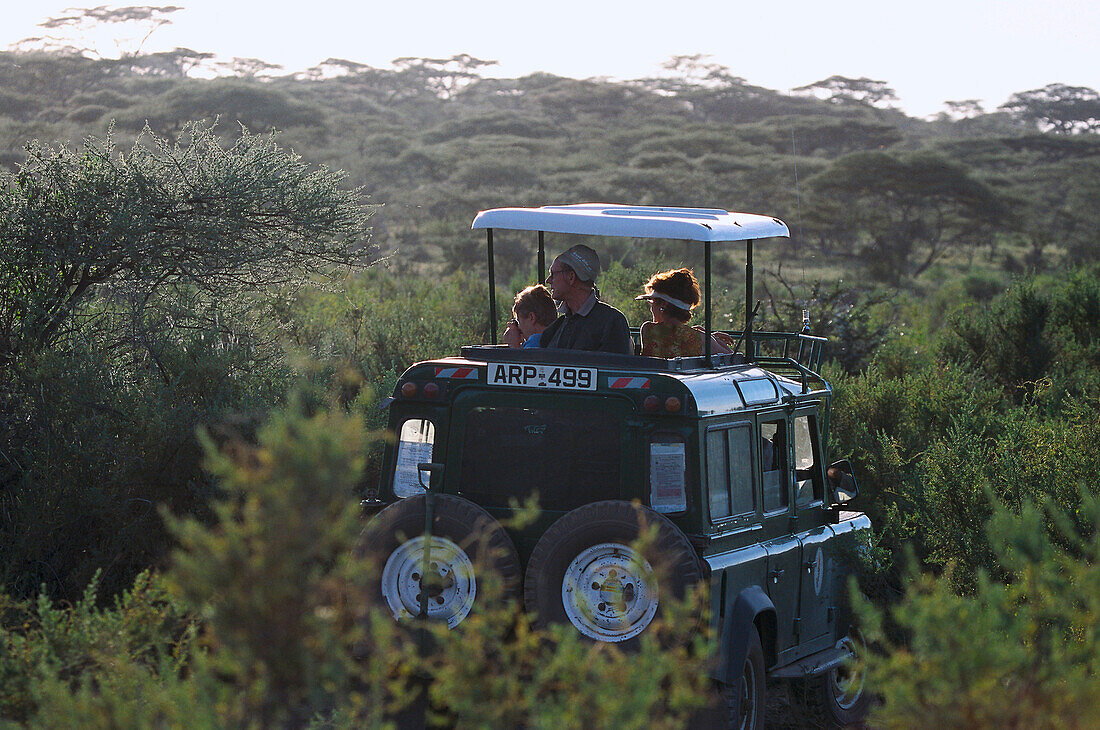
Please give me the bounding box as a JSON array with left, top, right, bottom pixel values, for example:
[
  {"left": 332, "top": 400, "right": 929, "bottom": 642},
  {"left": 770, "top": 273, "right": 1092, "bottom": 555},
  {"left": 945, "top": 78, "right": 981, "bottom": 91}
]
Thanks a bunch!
[{"left": 744, "top": 330, "right": 827, "bottom": 373}]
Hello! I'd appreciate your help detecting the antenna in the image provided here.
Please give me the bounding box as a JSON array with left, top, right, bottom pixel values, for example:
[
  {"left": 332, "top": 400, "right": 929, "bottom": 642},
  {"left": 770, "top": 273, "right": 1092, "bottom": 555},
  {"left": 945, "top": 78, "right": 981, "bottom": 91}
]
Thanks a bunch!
[{"left": 789, "top": 92, "right": 806, "bottom": 288}]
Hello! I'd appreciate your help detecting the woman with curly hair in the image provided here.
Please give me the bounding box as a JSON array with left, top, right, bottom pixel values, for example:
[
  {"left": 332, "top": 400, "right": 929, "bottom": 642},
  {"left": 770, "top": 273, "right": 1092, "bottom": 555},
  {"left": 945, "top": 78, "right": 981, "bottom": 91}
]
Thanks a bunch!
[{"left": 637, "top": 268, "right": 731, "bottom": 358}]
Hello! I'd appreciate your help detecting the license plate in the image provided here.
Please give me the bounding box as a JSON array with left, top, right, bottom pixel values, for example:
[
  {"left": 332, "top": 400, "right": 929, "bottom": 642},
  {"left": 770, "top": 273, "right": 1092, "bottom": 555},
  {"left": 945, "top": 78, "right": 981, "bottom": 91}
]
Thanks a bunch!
[{"left": 487, "top": 363, "right": 597, "bottom": 391}]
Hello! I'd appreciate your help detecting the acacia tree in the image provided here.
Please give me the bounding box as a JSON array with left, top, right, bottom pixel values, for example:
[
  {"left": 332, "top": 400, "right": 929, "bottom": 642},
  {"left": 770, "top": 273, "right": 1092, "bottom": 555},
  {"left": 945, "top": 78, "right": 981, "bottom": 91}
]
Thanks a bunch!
[
  {"left": 391, "top": 54, "right": 498, "bottom": 100},
  {"left": 804, "top": 151, "right": 1014, "bottom": 284},
  {"left": 16, "top": 5, "right": 183, "bottom": 60},
  {"left": 999, "top": 83, "right": 1100, "bottom": 134},
  {"left": 0, "top": 122, "right": 373, "bottom": 366},
  {"left": 941, "top": 99, "right": 985, "bottom": 119},
  {"left": 793, "top": 75, "right": 898, "bottom": 108},
  {"left": 0, "top": 121, "right": 373, "bottom": 601}
]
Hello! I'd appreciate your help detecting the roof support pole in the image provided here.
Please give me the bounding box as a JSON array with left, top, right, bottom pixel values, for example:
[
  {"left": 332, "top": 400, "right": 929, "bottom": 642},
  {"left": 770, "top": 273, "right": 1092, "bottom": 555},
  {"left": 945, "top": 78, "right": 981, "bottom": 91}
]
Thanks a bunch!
[
  {"left": 704, "top": 241, "right": 712, "bottom": 367},
  {"left": 538, "top": 230, "right": 545, "bottom": 284},
  {"left": 487, "top": 229, "right": 497, "bottom": 344},
  {"left": 745, "top": 239, "right": 754, "bottom": 362}
]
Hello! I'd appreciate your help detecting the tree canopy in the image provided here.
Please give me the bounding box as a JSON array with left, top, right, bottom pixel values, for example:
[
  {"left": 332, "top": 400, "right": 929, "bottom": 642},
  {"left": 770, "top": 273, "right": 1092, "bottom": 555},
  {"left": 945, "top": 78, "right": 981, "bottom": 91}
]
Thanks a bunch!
[
  {"left": 0, "top": 122, "right": 373, "bottom": 365},
  {"left": 806, "top": 151, "right": 1015, "bottom": 283},
  {"left": 793, "top": 75, "right": 899, "bottom": 108},
  {"left": 999, "top": 83, "right": 1100, "bottom": 134},
  {"left": 0, "top": 43, "right": 1097, "bottom": 285}
]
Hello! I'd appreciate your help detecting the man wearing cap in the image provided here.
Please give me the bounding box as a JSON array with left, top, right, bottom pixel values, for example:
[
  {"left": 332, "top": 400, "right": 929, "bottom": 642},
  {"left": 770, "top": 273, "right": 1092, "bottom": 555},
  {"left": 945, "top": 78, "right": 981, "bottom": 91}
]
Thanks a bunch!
[{"left": 540, "top": 244, "right": 633, "bottom": 355}]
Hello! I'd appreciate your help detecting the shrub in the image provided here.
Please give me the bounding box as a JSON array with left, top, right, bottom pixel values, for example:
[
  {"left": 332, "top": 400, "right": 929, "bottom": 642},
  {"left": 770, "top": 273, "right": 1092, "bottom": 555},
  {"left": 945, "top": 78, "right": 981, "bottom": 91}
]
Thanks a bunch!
[
  {"left": 829, "top": 352, "right": 1002, "bottom": 573},
  {"left": 164, "top": 400, "right": 381, "bottom": 726},
  {"left": 0, "top": 120, "right": 370, "bottom": 603},
  {"left": 0, "top": 571, "right": 194, "bottom": 724},
  {"left": 939, "top": 267, "right": 1100, "bottom": 409},
  {"left": 856, "top": 491, "right": 1100, "bottom": 729},
  {"left": 2, "top": 398, "right": 717, "bottom": 727},
  {"left": 0, "top": 326, "right": 288, "bottom": 602},
  {"left": 917, "top": 399, "right": 1100, "bottom": 585}
]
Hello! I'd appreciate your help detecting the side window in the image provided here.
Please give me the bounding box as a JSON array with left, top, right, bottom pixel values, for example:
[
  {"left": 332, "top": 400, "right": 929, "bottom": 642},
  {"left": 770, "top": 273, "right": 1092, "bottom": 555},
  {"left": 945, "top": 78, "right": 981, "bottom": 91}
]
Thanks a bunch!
[
  {"left": 706, "top": 424, "right": 755, "bottom": 522},
  {"left": 706, "top": 430, "right": 730, "bottom": 519},
  {"left": 728, "top": 426, "right": 755, "bottom": 516},
  {"left": 394, "top": 419, "right": 435, "bottom": 498},
  {"left": 793, "top": 415, "right": 823, "bottom": 507},
  {"left": 760, "top": 419, "right": 789, "bottom": 513}
]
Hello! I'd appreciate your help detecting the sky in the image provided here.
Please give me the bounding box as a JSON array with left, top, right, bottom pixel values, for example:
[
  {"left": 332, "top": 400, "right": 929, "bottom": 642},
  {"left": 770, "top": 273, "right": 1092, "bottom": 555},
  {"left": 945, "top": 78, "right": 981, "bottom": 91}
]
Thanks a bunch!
[{"left": 4, "top": 1, "right": 1099, "bottom": 118}]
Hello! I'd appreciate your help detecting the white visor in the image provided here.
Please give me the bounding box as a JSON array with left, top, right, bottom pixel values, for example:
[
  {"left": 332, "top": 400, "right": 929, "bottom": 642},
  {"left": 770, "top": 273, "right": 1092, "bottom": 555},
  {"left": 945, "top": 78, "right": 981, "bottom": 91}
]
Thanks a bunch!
[{"left": 635, "top": 291, "right": 693, "bottom": 311}]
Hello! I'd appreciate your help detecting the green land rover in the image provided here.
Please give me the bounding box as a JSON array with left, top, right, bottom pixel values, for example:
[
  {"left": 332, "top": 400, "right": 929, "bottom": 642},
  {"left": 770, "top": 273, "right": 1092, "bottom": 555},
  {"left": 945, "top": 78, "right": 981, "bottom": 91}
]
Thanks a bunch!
[{"left": 359, "top": 204, "right": 871, "bottom": 729}]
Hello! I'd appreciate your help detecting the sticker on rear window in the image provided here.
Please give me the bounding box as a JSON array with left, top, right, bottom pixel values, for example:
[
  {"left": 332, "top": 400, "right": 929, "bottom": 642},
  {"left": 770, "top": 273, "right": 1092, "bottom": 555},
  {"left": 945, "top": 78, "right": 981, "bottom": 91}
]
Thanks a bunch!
[{"left": 650, "top": 442, "right": 687, "bottom": 513}]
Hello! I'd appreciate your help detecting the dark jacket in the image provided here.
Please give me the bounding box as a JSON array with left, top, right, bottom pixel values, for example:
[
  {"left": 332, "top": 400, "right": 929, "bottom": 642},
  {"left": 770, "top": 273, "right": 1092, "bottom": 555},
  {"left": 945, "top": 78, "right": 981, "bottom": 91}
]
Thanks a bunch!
[{"left": 541, "top": 291, "right": 633, "bottom": 355}]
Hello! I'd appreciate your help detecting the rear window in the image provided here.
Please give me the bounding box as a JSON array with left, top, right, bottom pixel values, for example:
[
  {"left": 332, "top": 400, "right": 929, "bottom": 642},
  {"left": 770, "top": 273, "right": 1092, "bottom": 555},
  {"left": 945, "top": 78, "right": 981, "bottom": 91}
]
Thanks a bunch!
[
  {"left": 457, "top": 406, "right": 620, "bottom": 510},
  {"left": 393, "top": 418, "right": 436, "bottom": 498}
]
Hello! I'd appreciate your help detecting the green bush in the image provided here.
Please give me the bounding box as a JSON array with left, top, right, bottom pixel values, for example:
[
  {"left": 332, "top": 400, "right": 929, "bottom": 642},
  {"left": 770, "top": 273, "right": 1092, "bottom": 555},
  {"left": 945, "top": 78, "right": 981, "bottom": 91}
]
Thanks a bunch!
[
  {"left": 2, "top": 400, "right": 716, "bottom": 727},
  {"left": 0, "top": 326, "right": 288, "bottom": 602},
  {"left": 939, "top": 267, "right": 1100, "bottom": 409},
  {"left": 832, "top": 328, "right": 1100, "bottom": 590},
  {"left": 421, "top": 596, "right": 712, "bottom": 729},
  {"left": 830, "top": 351, "right": 1002, "bottom": 572},
  {"left": 917, "top": 399, "right": 1100, "bottom": 585},
  {"left": 0, "top": 571, "right": 194, "bottom": 724},
  {"left": 165, "top": 400, "right": 388, "bottom": 726},
  {"left": 0, "top": 121, "right": 369, "bottom": 603},
  {"left": 857, "top": 492, "right": 1100, "bottom": 729}
]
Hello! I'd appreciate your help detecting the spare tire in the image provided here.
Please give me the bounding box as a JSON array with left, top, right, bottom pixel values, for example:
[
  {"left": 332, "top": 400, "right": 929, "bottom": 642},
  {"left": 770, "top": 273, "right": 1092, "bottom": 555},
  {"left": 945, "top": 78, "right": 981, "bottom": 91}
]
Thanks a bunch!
[
  {"left": 357, "top": 494, "right": 522, "bottom": 629},
  {"left": 523, "top": 500, "right": 704, "bottom": 645}
]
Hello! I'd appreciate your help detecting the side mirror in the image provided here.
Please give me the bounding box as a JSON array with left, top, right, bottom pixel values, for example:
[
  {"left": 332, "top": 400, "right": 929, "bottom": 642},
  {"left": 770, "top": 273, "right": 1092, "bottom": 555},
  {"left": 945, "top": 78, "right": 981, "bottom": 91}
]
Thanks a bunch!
[
  {"left": 417, "top": 462, "right": 445, "bottom": 490},
  {"left": 827, "top": 459, "right": 859, "bottom": 506}
]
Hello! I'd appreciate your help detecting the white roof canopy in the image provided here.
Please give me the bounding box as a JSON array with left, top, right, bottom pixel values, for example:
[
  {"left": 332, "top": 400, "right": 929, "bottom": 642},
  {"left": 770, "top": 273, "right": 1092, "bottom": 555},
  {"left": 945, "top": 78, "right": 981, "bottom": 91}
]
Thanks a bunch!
[{"left": 471, "top": 203, "right": 789, "bottom": 243}]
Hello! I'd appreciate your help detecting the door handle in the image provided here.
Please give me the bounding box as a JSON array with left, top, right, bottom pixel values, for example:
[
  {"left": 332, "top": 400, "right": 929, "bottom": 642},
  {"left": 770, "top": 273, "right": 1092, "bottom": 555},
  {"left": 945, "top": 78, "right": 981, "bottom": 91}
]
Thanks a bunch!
[{"left": 769, "top": 568, "right": 785, "bottom": 583}]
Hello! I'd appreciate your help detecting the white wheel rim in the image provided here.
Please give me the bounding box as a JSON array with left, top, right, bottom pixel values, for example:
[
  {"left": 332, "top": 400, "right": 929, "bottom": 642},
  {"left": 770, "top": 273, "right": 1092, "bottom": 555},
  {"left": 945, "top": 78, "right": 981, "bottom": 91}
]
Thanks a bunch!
[
  {"left": 831, "top": 636, "right": 865, "bottom": 709},
  {"left": 381, "top": 535, "right": 476, "bottom": 629},
  {"left": 561, "top": 542, "right": 658, "bottom": 642}
]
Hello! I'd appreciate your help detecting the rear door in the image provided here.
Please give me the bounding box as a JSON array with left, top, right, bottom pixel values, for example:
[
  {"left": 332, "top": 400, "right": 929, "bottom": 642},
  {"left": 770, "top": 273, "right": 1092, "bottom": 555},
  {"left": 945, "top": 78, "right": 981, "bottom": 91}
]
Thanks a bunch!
[{"left": 446, "top": 390, "right": 634, "bottom": 560}]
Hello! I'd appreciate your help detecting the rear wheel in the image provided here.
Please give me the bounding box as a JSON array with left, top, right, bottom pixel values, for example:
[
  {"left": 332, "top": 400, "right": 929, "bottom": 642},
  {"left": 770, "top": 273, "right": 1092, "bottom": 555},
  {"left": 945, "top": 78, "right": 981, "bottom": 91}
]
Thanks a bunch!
[
  {"left": 357, "top": 494, "right": 522, "bottom": 628},
  {"left": 523, "top": 500, "right": 703, "bottom": 647}
]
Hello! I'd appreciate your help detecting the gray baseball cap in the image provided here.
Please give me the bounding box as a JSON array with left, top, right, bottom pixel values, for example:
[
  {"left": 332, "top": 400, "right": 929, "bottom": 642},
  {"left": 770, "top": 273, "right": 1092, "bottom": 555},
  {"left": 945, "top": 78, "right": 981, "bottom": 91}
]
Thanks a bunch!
[{"left": 556, "top": 244, "right": 600, "bottom": 282}]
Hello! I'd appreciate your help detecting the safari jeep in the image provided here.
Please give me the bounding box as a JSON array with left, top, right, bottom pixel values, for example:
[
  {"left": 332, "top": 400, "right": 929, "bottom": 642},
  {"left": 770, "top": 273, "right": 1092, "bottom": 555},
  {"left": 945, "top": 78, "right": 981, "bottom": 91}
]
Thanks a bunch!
[{"left": 360, "top": 204, "right": 871, "bottom": 729}]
